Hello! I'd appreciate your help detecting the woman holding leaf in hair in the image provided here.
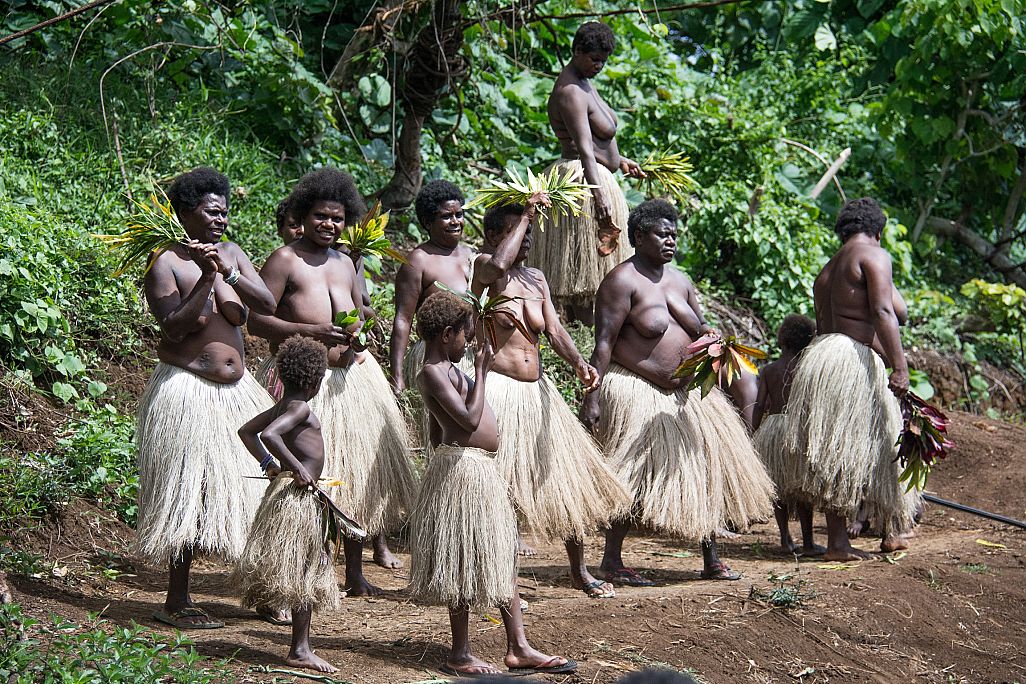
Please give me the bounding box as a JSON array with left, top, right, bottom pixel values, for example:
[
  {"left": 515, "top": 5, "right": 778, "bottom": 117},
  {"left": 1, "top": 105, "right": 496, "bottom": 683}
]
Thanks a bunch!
[
  {"left": 134, "top": 167, "right": 282, "bottom": 630},
  {"left": 529, "top": 21, "right": 646, "bottom": 325},
  {"left": 470, "top": 193, "right": 630, "bottom": 598},
  {"left": 580, "top": 199, "right": 774, "bottom": 584},
  {"left": 248, "top": 167, "right": 416, "bottom": 591}
]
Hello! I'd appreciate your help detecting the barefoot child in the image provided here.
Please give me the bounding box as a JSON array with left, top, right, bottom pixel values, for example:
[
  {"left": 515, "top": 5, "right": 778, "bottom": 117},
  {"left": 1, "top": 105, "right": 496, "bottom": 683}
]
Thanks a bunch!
[
  {"left": 410, "top": 291, "right": 577, "bottom": 678},
  {"left": 752, "top": 315, "right": 826, "bottom": 556},
  {"left": 233, "top": 336, "right": 342, "bottom": 673}
]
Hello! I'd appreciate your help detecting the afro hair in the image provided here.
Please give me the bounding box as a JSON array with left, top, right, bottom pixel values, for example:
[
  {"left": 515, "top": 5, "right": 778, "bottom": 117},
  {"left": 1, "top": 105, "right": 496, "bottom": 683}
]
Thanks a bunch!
[
  {"left": 416, "top": 291, "right": 474, "bottom": 341},
  {"left": 776, "top": 314, "right": 816, "bottom": 353},
  {"left": 289, "top": 167, "right": 367, "bottom": 226},
  {"left": 168, "top": 167, "right": 230, "bottom": 217},
  {"left": 275, "top": 197, "right": 293, "bottom": 231},
  {"left": 572, "top": 21, "right": 616, "bottom": 54},
  {"left": 835, "top": 197, "right": 886, "bottom": 241},
  {"left": 483, "top": 203, "right": 524, "bottom": 236},
  {"left": 415, "top": 179, "right": 465, "bottom": 228},
  {"left": 627, "top": 198, "right": 678, "bottom": 246},
  {"left": 276, "top": 335, "right": 328, "bottom": 391}
]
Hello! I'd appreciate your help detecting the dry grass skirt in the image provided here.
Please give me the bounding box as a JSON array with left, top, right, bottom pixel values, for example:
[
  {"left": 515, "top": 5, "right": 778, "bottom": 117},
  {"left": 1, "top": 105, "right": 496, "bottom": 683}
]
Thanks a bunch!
[
  {"left": 525, "top": 159, "right": 633, "bottom": 305},
  {"left": 230, "top": 475, "right": 342, "bottom": 612},
  {"left": 486, "top": 372, "right": 629, "bottom": 540},
  {"left": 597, "top": 364, "right": 775, "bottom": 540},
  {"left": 135, "top": 363, "right": 271, "bottom": 565},
  {"left": 752, "top": 413, "right": 805, "bottom": 505},
  {"left": 254, "top": 355, "right": 283, "bottom": 401},
  {"left": 784, "top": 334, "right": 920, "bottom": 533},
  {"left": 409, "top": 445, "right": 518, "bottom": 609},
  {"left": 310, "top": 355, "right": 416, "bottom": 536}
]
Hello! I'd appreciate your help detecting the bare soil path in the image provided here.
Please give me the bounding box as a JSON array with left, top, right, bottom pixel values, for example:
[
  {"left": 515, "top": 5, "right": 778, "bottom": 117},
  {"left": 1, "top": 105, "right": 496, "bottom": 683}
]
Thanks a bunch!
[{"left": 11, "top": 411, "right": 1026, "bottom": 683}]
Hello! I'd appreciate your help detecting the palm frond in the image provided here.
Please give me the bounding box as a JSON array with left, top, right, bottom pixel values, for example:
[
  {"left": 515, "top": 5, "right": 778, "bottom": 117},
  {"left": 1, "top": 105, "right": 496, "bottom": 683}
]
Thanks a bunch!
[
  {"left": 464, "top": 166, "right": 597, "bottom": 228},
  {"left": 337, "top": 201, "right": 407, "bottom": 263},
  {"left": 93, "top": 187, "right": 187, "bottom": 275},
  {"left": 641, "top": 150, "right": 699, "bottom": 205}
]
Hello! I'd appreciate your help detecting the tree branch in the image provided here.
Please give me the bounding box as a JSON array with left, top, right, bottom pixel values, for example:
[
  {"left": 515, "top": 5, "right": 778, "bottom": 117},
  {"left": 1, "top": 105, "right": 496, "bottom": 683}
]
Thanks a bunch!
[
  {"left": 534, "top": 0, "right": 751, "bottom": 20},
  {"left": 927, "top": 216, "right": 1026, "bottom": 289},
  {"left": 779, "top": 138, "right": 847, "bottom": 200},
  {"left": 0, "top": 0, "right": 117, "bottom": 47}
]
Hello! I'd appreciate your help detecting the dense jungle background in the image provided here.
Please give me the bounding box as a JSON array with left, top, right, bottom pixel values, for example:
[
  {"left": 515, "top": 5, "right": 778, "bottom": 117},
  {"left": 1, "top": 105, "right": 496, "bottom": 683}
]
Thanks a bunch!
[{"left": 1, "top": 1, "right": 1025, "bottom": 681}]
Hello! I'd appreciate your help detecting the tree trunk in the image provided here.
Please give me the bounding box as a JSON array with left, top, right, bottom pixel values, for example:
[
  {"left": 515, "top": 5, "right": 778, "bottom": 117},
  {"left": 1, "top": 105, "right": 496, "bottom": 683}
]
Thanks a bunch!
[{"left": 377, "top": 0, "right": 466, "bottom": 210}]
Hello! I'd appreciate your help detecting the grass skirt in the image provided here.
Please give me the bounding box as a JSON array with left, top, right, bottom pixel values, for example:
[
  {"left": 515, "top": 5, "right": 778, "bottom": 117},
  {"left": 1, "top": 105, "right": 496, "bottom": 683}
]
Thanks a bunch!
[
  {"left": 753, "top": 413, "right": 805, "bottom": 505},
  {"left": 310, "top": 355, "right": 416, "bottom": 536},
  {"left": 231, "top": 475, "right": 342, "bottom": 612},
  {"left": 486, "top": 372, "right": 630, "bottom": 540},
  {"left": 784, "top": 334, "right": 920, "bottom": 533},
  {"left": 135, "top": 363, "right": 271, "bottom": 565},
  {"left": 525, "top": 159, "right": 633, "bottom": 305},
  {"left": 254, "top": 355, "right": 283, "bottom": 401},
  {"left": 409, "top": 445, "right": 518, "bottom": 609},
  {"left": 597, "top": 364, "right": 775, "bottom": 540}
]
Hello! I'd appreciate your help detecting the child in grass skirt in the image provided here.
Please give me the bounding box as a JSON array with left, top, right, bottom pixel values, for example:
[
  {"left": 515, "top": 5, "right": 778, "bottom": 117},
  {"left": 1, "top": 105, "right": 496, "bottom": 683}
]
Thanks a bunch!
[{"left": 233, "top": 336, "right": 342, "bottom": 674}]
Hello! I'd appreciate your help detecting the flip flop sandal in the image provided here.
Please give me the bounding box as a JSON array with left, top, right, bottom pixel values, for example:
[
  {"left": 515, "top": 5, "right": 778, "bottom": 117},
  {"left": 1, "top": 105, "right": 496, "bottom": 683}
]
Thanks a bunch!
[
  {"left": 605, "top": 567, "right": 656, "bottom": 587},
  {"left": 152, "top": 607, "right": 224, "bottom": 629},
  {"left": 700, "top": 562, "right": 742, "bottom": 581},
  {"left": 439, "top": 663, "right": 502, "bottom": 679},
  {"left": 579, "top": 579, "right": 616, "bottom": 599},
  {"left": 509, "top": 657, "right": 578, "bottom": 675}
]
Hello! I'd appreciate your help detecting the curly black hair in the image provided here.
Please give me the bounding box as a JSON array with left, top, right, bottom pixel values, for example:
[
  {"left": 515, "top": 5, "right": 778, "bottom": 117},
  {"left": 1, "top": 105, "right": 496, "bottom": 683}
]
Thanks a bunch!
[
  {"left": 275, "top": 197, "right": 293, "bottom": 231},
  {"left": 483, "top": 204, "right": 524, "bottom": 236},
  {"left": 572, "top": 21, "right": 616, "bottom": 54},
  {"left": 276, "top": 335, "right": 328, "bottom": 392},
  {"left": 627, "top": 198, "right": 678, "bottom": 246},
  {"left": 417, "top": 291, "right": 473, "bottom": 341},
  {"left": 415, "top": 180, "right": 464, "bottom": 228},
  {"left": 777, "top": 314, "right": 816, "bottom": 353},
  {"left": 289, "top": 167, "right": 367, "bottom": 226},
  {"left": 168, "top": 167, "right": 230, "bottom": 217},
  {"left": 835, "top": 197, "right": 885, "bottom": 241}
]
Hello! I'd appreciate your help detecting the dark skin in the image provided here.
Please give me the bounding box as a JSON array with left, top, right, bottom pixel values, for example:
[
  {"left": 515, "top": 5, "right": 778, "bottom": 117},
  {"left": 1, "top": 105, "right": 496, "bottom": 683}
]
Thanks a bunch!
[
  {"left": 472, "top": 196, "right": 612, "bottom": 596},
  {"left": 580, "top": 218, "right": 738, "bottom": 580},
  {"left": 143, "top": 192, "right": 276, "bottom": 627},
  {"left": 752, "top": 352, "right": 826, "bottom": 557},
  {"left": 249, "top": 199, "right": 387, "bottom": 595},
  {"left": 277, "top": 209, "right": 304, "bottom": 245},
  {"left": 390, "top": 199, "right": 475, "bottom": 394},
  {"left": 238, "top": 377, "right": 336, "bottom": 673},
  {"left": 418, "top": 324, "right": 571, "bottom": 677},
  {"left": 549, "top": 46, "right": 646, "bottom": 324},
  {"left": 813, "top": 230, "right": 910, "bottom": 560}
]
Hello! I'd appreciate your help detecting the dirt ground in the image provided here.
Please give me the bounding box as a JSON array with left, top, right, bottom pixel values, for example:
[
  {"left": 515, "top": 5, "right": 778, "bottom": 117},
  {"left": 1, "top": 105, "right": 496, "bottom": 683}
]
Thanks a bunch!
[{"left": 9, "top": 410, "right": 1026, "bottom": 684}]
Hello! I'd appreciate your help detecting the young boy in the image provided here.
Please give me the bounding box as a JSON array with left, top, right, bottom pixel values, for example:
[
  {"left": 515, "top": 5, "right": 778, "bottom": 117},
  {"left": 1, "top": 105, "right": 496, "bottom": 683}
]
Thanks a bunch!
[
  {"left": 410, "top": 291, "right": 576, "bottom": 678},
  {"left": 234, "top": 335, "right": 341, "bottom": 674},
  {"left": 752, "top": 314, "right": 825, "bottom": 556},
  {"left": 275, "top": 197, "right": 304, "bottom": 245}
]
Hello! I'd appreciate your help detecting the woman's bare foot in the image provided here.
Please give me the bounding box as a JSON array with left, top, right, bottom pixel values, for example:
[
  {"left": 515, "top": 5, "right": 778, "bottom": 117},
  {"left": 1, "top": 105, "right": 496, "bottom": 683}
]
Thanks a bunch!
[
  {"left": 780, "top": 539, "right": 799, "bottom": 555},
  {"left": 255, "top": 605, "right": 292, "bottom": 626},
  {"left": 372, "top": 544, "right": 403, "bottom": 570},
  {"left": 716, "top": 527, "right": 741, "bottom": 540},
  {"left": 880, "top": 535, "right": 909, "bottom": 553},
  {"left": 822, "top": 547, "right": 873, "bottom": 561},
  {"left": 517, "top": 536, "right": 537, "bottom": 557},
  {"left": 505, "top": 646, "right": 573, "bottom": 672},
  {"left": 344, "top": 576, "right": 383, "bottom": 597},
  {"left": 847, "top": 518, "right": 868, "bottom": 539},
  {"left": 286, "top": 651, "right": 337, "bottom": 673},
  {"left": 799, "top": 543, "right": 828, "bottom": 557},
  {"left": 443, "top": 655, "right": 501, "bottom": 677}
]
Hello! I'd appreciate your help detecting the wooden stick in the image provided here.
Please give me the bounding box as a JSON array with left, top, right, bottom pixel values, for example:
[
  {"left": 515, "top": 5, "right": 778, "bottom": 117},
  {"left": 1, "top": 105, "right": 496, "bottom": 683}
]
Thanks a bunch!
[
  {"left": 0, "top": 0, "right": 117, "bottom": 47},
  {"left": 810, "top": 147, "right": 851, "bottom": 200}
]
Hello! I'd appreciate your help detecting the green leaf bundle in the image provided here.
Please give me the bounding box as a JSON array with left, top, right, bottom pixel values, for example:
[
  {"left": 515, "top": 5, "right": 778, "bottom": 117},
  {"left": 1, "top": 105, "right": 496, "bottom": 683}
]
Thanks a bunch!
[
  {"left": 641, "top": 150, "right": 698, "bottom": 205},
  {"left": 672, "top": 331, "right": 766, "bottom": 398},
  {"left": 433, "top": 282, "right": 536, "bottom": 348},
  {"left": 337, "top": 201, "right": 407, "bottom": 263},
  {"left": 464, "top": 166, "right": 597, "bottom": 228},
  {"left": 895, "top": 393, "right": 954, "bottom": 492},
  {"left": 334, "top": 308, "right": 376, "bottom": 351},
  {"left": 93, "top": 188, "right": 187, "bottom": 275}
]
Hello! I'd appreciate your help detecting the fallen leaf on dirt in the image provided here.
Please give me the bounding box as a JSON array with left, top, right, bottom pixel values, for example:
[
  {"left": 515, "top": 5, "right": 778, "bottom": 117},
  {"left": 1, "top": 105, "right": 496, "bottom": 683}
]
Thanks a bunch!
[
  {"left": 651, "top": 551, "right": 694, "bottom": 558},
  {"left": 975, "top": 539, "right": 1007, "bottom": 549},
  {"left": 883, "top": 551, "right": 909, "bottom": 564},
  {"left": 595, "top": 660, "right": 625, "bottom": 669},
  {"left": 793, "top": 666, "right": 816, "bottom": 677},
  {"left": 816, "top": 563, "right": 859, "bottom": 570},
  {"left": 484, "top": 613, "right": 501, "bottom": 624}
]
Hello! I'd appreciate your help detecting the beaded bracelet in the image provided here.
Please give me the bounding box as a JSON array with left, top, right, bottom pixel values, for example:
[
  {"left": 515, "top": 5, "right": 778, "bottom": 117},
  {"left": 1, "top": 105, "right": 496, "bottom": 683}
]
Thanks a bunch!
[
  {"left": 225, "top": 267, "right": 241, "bottom": 286},
  {"left": 259, "top": 454, "right": 275, "bottom": 471}
]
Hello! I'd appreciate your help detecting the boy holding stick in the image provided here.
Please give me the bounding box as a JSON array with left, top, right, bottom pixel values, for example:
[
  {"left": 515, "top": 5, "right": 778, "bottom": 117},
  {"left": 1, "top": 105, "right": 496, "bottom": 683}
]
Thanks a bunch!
[{"left": 410, "top": 292, "right": 576, "bottom": 678}]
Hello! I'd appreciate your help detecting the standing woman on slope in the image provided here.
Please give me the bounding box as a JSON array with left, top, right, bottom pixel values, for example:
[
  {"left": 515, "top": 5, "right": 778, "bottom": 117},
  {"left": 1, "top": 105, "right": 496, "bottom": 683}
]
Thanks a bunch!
[{"left": 528, "top": 21, "right": 646, "bottom": 325}]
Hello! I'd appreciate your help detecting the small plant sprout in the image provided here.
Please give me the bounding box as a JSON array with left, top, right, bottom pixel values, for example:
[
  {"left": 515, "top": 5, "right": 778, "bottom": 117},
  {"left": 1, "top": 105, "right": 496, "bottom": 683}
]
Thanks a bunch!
[
  {"left": 433, "top": 282, "right": 535, "bottom": 348},
  {"left": 93, "top": 187, "right": 189, "bottom": 275},
  {"left": 639, "top": 150, "right": 699, "bottom": 205},
  {"left": 334, "top": 308, "right": 376, "bottom": 351},
  {"left": 338, "top": 201, "right": 407, "bottom": 263},
  {"left": 895, "top": 392, "right": 954, "bottom": 491},
  {"left": 465, "top": 166, "right": 597, "bottom": 228},
  {"left": 673, "top": 331, "right": 767, "bottom": 397}
]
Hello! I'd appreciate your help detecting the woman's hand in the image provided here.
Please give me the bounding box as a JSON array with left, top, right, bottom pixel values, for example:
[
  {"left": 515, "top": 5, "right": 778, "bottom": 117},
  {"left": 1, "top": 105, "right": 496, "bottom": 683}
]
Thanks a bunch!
[
  {"left": 264, "top": 463, "right": 282, "bottom": 480},
  {"left": 574, "top": 360, "right": 601, "bottom": 393},
  {"left": 579, "top": 392, "right": 601, "bottom": 433},
  {"left": 187, "top": 240, "right": 219, "bottom": 275},
  {"left": 292, "top": 464, "right": 316, "bottom": 489},
  {"left": 305, "top": 322, "right": 352, "bottom": 348},
  {"left": 620, "top": 157, "right": 647, "bottom": 179},
  {"left": 474, "top": 334, "right": 494, "bottom": 374},
  {"left": 525, "top": 191, "right": 552, "bottom": 219}
]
